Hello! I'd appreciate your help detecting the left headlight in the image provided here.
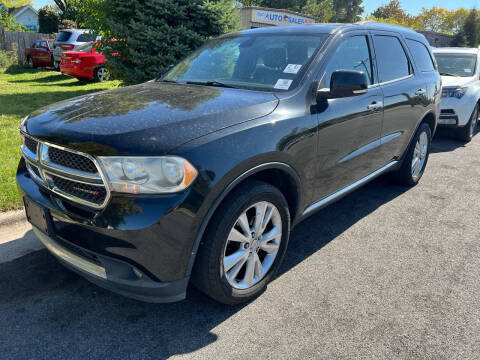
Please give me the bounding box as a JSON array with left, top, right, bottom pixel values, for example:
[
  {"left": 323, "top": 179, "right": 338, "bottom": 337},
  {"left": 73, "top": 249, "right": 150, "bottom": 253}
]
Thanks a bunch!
[{"left": 98, "top": 156, "right": 198, "bottom": 194}]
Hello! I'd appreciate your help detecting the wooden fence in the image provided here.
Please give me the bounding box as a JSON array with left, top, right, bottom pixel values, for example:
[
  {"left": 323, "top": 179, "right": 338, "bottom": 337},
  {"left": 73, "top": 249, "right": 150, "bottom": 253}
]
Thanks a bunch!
[{"left": 0, "top": 26, "right": 53, "bottom": 63}]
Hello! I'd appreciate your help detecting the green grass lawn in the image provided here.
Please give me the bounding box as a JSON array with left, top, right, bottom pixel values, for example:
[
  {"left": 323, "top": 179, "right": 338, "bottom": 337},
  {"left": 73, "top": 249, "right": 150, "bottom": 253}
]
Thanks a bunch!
[{"left": 0, "top": 67, "right": 121, "bottom": 211}]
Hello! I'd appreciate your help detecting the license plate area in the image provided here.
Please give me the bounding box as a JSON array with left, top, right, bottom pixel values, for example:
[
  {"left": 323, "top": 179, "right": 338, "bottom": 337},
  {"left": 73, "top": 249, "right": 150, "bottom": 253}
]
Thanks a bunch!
[{"left": 23, "top": 197, "right": 54, "bottom": 236}]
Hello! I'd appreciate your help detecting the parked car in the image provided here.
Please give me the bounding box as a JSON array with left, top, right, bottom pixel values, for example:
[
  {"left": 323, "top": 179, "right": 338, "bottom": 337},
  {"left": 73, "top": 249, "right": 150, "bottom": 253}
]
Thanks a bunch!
[
  {"left": 433, "top": 47, "right": 480, "bottom": 142},
  {"left": 60, "top": 42, "right": 110, "bottom": 82},
  {"left": 25, "top": 39, "right": 54, "bottom": 68},
  {"left": 17, "top": 23, "right": 440, "bottom": 305},
  {"left": 52, "top": 29, "right": 96, "bottom": 70}
]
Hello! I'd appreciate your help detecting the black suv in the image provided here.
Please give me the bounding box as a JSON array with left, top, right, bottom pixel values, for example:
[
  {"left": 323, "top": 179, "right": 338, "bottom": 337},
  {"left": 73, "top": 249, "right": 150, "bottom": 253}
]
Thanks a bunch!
[{"left": 17, "top": 23, "right": 440, "bottom": 304}]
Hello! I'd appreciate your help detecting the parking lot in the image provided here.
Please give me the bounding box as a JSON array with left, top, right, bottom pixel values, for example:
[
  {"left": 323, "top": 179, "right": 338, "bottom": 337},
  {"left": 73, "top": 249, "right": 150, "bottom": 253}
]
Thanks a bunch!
[{"left": 1, "top": 130, "right": 480, "bottom": 359}]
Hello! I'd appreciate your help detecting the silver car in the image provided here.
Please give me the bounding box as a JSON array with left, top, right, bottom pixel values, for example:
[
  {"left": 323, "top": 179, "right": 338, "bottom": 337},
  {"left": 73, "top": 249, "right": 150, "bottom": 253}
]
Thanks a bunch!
[{"left": 53, "top": 29, "right": 96, "bottom": 70}]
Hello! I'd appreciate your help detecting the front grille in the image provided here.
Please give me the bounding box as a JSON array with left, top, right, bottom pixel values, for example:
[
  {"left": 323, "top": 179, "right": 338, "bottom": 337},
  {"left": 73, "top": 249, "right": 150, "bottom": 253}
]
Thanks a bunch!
[
  {"left": 48, "top": 147, "right": 98, "bottom": 173},
  {"left": 28, "top": 163, "right": 41, "bottom": 178},
  {"left": 20, "top": 134, "right": 109, "bottom": 209},
  {"left": 51, "top": 174, "right": 107, "bottom": 205},
  {"left": 441, "top": 109, "right": 455, "bottom": 115},
  {"left": 25, "top": 137, "right": 38, "bottom": 154}
]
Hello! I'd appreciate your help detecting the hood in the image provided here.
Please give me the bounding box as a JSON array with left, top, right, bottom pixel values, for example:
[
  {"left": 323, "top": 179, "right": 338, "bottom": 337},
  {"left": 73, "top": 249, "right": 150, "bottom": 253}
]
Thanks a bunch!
[
  {"left": 441, "top": 75, "right": 476, "bottom": 88},
  {"left": 24, "top": 82, "right": 279, "bottom": 155}
]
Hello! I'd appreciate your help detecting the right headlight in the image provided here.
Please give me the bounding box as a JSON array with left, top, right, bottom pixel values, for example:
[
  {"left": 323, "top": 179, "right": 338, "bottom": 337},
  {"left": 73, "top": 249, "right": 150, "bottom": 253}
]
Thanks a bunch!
[{"left": 98, "top": 156, "right": 198, "bottom": 194}]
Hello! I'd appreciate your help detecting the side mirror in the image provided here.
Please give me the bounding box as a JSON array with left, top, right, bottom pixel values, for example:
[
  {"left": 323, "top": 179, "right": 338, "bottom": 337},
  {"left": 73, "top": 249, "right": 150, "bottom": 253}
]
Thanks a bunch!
[{"left": 317, "top": 70, "right": 368, "bottom": 100}]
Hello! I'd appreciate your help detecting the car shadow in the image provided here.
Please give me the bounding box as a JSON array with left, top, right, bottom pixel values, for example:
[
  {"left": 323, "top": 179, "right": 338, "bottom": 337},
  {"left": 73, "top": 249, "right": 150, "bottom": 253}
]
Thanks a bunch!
[
  {"left": 0, "top": 176, "right": 409, "bottom": 358},
  {"left": 9, "top": 73, "right": 66, "bottom": 84},
  {"left": 430, "top": 127, "right": 477, "bottom": 153}
]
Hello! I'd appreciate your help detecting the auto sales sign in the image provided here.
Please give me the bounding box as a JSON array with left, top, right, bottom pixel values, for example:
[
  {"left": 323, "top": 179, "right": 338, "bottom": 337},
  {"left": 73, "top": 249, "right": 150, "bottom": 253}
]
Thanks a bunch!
[{"left": 253, "top": 9, "right": 315, "bottom": 26}]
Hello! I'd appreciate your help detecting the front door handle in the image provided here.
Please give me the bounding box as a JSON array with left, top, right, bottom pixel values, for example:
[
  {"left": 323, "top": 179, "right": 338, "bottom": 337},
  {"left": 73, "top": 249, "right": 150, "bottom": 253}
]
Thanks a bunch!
[
  {"left": 367, "top": 101, "right": 383, "bottom": 112},
  {"left": 415, "top": 88, "right": 426, "bottom": 96}
]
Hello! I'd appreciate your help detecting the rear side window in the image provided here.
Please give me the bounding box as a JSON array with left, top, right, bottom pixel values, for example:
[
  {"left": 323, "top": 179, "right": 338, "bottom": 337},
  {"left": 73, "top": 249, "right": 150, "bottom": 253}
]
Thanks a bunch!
[
  {"left": 56, "top": 31, "right": 72, "bottom": 42},
  {"left": 323, "top": 35, "right": 374, "bottom": 86},
  {"left": 77, "top": 33, "right": 94, "bottom": 42},
  {"left": 374, "top": 35, "right": 411, "bottom": 83},
  {"left": 406, "top": 39, "right": 435, "bottom": 72}
]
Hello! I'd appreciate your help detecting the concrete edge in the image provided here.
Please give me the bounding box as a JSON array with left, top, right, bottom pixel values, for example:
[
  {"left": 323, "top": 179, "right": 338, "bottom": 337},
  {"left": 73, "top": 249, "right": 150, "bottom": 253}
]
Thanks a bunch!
[{"left": 0, "top": 209, "right": 26, "bottom": 227}]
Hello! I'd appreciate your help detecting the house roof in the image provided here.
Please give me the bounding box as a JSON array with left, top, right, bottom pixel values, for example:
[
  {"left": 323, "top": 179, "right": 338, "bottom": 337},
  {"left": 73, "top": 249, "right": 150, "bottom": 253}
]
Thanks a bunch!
[{"left": 8, "top": 5, "right": 38, "bottom": 17}]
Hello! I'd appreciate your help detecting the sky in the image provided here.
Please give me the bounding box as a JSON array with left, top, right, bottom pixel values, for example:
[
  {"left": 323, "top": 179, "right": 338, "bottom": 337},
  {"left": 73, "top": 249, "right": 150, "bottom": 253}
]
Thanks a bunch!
[{"left": 32, "top": 0, "right": 479, "bottom": 15}]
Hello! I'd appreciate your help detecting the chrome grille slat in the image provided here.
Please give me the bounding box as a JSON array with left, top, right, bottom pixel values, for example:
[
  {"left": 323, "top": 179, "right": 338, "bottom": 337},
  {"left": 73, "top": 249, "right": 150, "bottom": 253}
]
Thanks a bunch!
[{"left": 20, "top": 133, "right": 110, "bottom": 209}]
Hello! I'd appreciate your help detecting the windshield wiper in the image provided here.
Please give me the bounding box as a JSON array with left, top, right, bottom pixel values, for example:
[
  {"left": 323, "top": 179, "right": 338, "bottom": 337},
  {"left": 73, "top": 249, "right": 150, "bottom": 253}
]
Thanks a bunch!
[
  {"left": 186, "top": 80, "right": 238, "bottom": 89},
  {"left": 440, "top": 72, "right": 457, "bottom": 77}
]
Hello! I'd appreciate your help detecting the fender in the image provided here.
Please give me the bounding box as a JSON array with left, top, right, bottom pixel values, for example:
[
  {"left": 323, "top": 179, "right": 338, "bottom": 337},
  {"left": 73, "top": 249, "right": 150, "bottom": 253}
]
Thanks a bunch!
[
  {"left": 399, "top": 108, "right": 437, "bottom": 164},
  {"left": 184, "top": 161, "right": 302, "bottom": 277}
]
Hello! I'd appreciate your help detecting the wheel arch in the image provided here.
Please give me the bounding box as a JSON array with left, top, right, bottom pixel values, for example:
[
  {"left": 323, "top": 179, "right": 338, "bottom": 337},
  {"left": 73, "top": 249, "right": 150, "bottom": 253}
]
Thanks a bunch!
[{"left": 185, "top": 162, "right": 302, "bottom": 277}]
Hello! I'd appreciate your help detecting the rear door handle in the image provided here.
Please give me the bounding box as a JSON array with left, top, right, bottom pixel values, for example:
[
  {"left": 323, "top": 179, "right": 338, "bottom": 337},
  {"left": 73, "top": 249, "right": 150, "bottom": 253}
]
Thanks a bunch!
[
  {"left": 415, "top": 88, "right": 426, "bottom": 96},
  {"left": 367, "top": 101, "right": 383, "bottom": 112}
]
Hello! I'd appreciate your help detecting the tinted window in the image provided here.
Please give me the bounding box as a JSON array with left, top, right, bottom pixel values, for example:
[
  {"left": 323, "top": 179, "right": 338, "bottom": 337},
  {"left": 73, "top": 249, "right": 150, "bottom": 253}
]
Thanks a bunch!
[
  {"left": 374, "top": 36, "right": 411, "bottom": 82},
  {"left": 77, "top": 33, "right": 94, "bottom": 42},
  {"left": 40, "top": 41, "right": 47, "bottom": 48},
  {"left": 323, "top": 35, "right": 374, "bottom": 86},
  {"left": 163, "top": 34, "right": 329, "bottom": 92},
  {"left": 56, "top": 31, "right": 71, "bottom": 42},
  {"left": 435, "top": 54, "right": 477, "bottom": 77},
  {"left": 407, "top": 39, "right": 435, "bottom": 72},
  {"left": 33, "top": 41, "right": 40, "bottom": 48}
]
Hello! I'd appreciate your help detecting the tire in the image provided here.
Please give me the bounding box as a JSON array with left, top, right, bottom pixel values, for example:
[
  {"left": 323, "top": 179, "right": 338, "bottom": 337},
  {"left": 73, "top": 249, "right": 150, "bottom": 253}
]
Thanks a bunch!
[
  {"left": 26, "top": 56, "right": 35, "bottom": 69},
  {"left": 456, "top": 104, "right": 478, "bottom": 143},
  {"left": 394, "top": 122, "right": 431, "bottom": 186},
  {"left": 192, "top": 180, "right": 291, "bottom": 305},
  {"left": 94, "top": 65, "right": 110, "bottom": 82}
]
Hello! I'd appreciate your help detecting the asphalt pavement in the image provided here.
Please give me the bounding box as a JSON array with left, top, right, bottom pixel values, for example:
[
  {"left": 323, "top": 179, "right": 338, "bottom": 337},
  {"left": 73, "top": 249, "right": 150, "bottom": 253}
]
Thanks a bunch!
[{"left": 1, "top": 130, "right": 480, "bottom": 359}]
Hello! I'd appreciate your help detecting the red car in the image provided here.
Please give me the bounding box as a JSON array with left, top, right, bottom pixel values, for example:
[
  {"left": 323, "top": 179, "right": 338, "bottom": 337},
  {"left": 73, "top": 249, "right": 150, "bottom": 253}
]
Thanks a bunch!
[
  {"left": 25, "top": 39, "right": 55, "bottom": 68},
  {"left": 60, "top": 42, "right": 110, "bottom": 82}
]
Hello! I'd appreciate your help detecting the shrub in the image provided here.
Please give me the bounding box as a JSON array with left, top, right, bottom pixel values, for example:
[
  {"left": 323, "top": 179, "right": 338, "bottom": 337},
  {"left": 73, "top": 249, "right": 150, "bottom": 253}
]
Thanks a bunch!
[
  {"left": 82, "top": 0, "right": 242, "bottom": 84},
  {"left": 0, "top": 50, "right": 18, "bottom": 71}
]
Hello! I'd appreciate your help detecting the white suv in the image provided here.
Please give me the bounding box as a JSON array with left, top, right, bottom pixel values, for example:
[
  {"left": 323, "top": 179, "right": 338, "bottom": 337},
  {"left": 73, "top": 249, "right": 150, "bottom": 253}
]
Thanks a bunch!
[{"left": 433, "top": 47, "right": 480, "bottom": 142}]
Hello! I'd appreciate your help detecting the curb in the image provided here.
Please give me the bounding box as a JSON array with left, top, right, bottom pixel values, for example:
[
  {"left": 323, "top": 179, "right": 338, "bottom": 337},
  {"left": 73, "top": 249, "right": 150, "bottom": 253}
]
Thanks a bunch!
[{"left": 0, "top": 209, "right": 27, "bottom": 227}]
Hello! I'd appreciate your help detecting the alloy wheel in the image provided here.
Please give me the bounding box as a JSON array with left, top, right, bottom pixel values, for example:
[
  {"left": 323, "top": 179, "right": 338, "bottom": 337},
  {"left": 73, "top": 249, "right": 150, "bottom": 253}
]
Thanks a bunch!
[
  {"left": 411, "top": 130, "right": 428, "bottom": 180},
  {"left": 223, "top": 201, "right": 282, "bottom": 289},
  {"left": 97, "top": 67, "right": 110, "bottom": 82}
]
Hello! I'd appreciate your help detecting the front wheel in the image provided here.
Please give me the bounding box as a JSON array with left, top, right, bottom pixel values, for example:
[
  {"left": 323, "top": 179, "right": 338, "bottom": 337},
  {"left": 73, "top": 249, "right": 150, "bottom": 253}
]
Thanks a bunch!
[
  {"left": 192, "top": 180, "right": 290, "bottom": 305},
  {"left": 456, "top": 104, "right": 478, "bottom": 143},
  {"left": 394, "top": 122, "right": 432, "bottom": 186}
]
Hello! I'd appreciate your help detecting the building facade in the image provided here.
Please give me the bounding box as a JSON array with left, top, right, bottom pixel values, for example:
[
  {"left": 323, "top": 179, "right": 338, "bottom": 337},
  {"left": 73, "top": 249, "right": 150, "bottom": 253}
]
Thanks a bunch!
[
  {"left": 240, "top": 7, "right": 315, "bottom": 29},
  {"left": 418, "top": 31, "right": 453, "bottom": 48}
]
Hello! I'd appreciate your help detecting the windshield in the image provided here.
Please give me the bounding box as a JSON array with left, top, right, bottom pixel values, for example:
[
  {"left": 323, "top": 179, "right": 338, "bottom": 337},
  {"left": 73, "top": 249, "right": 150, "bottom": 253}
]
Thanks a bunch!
[
  {"left": 435, "top": 53, "right": 477, "bottom": 77},
  {"left": 162, "top": 33, "right": 329, "bottom": 91}
]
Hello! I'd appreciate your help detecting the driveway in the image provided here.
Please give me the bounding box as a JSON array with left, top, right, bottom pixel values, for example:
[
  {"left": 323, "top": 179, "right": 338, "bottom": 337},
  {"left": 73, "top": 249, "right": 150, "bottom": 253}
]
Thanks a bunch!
[{"left": 1, "top": 131, "right": 479, "bottom": 359}]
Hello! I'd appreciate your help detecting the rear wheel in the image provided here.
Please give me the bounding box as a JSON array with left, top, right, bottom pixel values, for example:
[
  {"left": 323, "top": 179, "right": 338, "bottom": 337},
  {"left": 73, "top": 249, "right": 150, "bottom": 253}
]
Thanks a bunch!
[
  {"left": 456, "top": 104, "right": 478, "bottom": 143},
  {"left": 94, "top": 65, "right": 110, "bottom": 82},
  {"left": 192, "top": 180, "right": 290, "bottom": 305},
  {"left": 26, "top": 56, "right": 35, "bottom": 69},
  {"left": 394, "top": 122, "right": 431, "bottom": 186}
]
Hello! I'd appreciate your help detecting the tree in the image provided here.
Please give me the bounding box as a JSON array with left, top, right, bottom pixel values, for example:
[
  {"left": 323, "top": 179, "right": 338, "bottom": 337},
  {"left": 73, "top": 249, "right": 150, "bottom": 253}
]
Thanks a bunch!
[
  {"left": 241, "top": 0, "right": 307, "bottom": 12},
  {"left": 462, "top": 9, "right": 478, "bottom": 47},
  {"left": 82, "top": 0, "right": 243, "bottom": 84},
  {"left": 0, "top": 6, "right": 23, "bottom": 30},
  {"left": 416, "top": 7, "right": 468, "bottom": 34},
  {"left": 0, "top": 0, "right": 32, "bottom": 7},
  {"left": 38, "top": 5, "right": 59, "bottom": 33},
  {"left": 372, "top": 0, "right": 408, "bottom": 22},
  {"left": 302, "top": 0, "right": 334, "bottom": 22},
  {"left": 331, "top": 0, "right": 363, "bottom": 23}
]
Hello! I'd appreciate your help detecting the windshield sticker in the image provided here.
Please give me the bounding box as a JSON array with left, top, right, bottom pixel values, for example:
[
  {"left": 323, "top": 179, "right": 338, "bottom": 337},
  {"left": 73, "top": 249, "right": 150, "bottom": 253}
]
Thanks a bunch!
[
  {"left": 274, "top": 79, "right": 293, "bottom": 90},
  {"left": 465, "top": 68, "right": 472, "bottom": 73},
  {"left": 283, "top": 64, "right": 302, "bottom": 74}
]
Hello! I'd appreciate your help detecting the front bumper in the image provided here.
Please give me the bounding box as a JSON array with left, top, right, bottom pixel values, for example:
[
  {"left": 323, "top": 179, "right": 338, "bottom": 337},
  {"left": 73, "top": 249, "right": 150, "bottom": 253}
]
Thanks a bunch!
[
  {"left": 32, "top": 227, "right": 188, "bottom": 302},
  {"left": 438, "top": 95, "right": 475, "bottom": 127},
  {"left": 17, "top": 158, "right": 201, "bottom": 302}
]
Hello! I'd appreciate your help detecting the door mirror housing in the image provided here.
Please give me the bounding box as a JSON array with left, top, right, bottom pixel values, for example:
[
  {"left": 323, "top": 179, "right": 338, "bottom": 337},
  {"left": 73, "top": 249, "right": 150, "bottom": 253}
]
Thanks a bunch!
[{"left": 317, "top": 70, "right": 369, "bottom": 100}]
